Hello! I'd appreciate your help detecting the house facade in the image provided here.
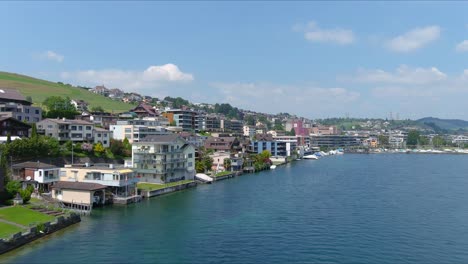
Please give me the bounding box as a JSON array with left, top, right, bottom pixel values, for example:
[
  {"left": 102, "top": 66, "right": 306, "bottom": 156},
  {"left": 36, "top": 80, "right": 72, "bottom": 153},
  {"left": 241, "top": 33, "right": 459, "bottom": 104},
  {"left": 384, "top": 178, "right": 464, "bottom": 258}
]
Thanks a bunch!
[
  {"left": 0, "top": 117, "right": 31, "bottom": 137},
  {"left": 110, "top": 118, "right": 170, "bottom": 143},
  {"left": 36, "top": 118, "right": 112, "bottom": 147},
  {"left": 204, "top": 137, "right": 241, "bottom": 152},
  {"left": 0, "top": 88, "right": 42, "bottom": 123},
  {"left": 52, "top": 181, "right": 106, "bottom": 207},
  {"left": 11, "top": 162, "right": 61, "bottom": 192},
  {"left": 132, "top": 134, "right": 196, "bottom": 184},
  {"left": 60, "top": 164, "right": 138, "bottom": 198},
  {"left": 162, "top": 109, "right": 197, "bottom": 131}
]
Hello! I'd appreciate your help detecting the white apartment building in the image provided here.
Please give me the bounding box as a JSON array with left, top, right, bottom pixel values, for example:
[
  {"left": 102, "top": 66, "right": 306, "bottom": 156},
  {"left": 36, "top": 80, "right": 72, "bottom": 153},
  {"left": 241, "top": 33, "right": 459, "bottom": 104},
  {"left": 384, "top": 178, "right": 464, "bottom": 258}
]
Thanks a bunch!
[
  {"left": 243, "top": 125, "right": 256, "bottom": 138},
  {"left": 36, "top": 118, "right": 112, "bottom": 147},
  {"left": 132, "top": 134, "right": 196, "bottom": 184}
]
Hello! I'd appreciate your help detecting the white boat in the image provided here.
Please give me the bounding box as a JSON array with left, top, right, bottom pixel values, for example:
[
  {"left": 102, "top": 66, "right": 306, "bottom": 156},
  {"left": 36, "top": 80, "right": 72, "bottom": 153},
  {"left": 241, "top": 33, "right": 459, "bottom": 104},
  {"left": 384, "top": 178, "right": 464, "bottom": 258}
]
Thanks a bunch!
[
  {"left": 303, "top": 154, "right": 318, "bottom": 160},
  {"left": 270, "top": 165, "right": 277, "bottom": 169},
  {"left": 195, "top": 173, "right": 213, "bottom": 183}
]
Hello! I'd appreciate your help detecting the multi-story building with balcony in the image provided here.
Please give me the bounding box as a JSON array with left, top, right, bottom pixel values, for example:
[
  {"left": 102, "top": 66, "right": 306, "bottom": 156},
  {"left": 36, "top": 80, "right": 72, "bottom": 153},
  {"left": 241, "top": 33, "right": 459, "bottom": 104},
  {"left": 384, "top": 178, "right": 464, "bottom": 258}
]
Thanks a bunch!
[
  {"left": 162, "top": 109, "right": 197, "bottom": 131},
  {"left": 132, "top": 134, "right": 196, "bottom": 184},
  {"left": 60, "top": 164, "right": 138, "bottom": 200},
  {"left": 0, "top": 88, "right": 42, "bottom": 123},
  {"left": 110, "top": 117, "right": 170, "bottom": 143},
  {"left": 36, "top": 118, "right": 112, "bottom": 147}
]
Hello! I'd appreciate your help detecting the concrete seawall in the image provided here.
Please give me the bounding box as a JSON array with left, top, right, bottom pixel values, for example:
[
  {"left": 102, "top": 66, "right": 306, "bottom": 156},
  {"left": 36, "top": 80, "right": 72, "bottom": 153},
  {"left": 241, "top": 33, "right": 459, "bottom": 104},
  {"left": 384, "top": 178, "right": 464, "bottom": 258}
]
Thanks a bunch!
[
  {"left": 212, "top": 173, "right": 237, "bottom": 182},
  {"left": 141, "top": 182, "right": 198, "bottom": 198},
  {"left": 0, "top": 213, "right": 81, "bottom": 255}
]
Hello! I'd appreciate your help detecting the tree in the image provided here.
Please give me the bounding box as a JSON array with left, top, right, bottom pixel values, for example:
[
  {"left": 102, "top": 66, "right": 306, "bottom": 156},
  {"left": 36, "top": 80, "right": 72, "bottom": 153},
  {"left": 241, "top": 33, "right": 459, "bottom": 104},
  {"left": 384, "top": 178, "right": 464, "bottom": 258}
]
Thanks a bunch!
[
  {"left": 6, "top": 180, "right": 21, "bottom": 198},
  {"left": 43, "top": 96, "right": 79, "bottom": 119},
  {"left": 245, "top": 115, "right": 255, "bottom": 126},
  {"left": 407, "top": 130, "right": 420, "bottom": 148},
  {"left": 378, "top": 135, "right": 389, "bottom": 146},
  {"left": 31, "top": 123, "right": 38, "bottom": 140},
  {"left": 432, "top": 135, "right": 446, "bottom": 148},
  {"left": 90, "top": 106, "right": 105, "bottom": 113},
  {"left": 93, "top": 142, "right": 105, "bottom": 156},
  {"left": 289, "top": 128, "right": 296, "bottom": 136},
  {"left": 26, "top": 96, "right": 33, "bottom": 103},
  {"left": 223, "top": 158, "right": 231, "bottom": 171}
]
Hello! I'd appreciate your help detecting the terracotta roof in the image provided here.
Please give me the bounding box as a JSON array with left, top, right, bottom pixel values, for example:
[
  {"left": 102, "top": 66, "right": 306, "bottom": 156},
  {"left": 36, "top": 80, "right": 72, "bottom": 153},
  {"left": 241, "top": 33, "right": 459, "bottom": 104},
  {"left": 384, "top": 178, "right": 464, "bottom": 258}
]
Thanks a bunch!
[
  {"left": 12, "top": 161, "right": 57, "bottom": 170},
  {"left": 52, "top": 181, "right": 106, "bottom": 191}
]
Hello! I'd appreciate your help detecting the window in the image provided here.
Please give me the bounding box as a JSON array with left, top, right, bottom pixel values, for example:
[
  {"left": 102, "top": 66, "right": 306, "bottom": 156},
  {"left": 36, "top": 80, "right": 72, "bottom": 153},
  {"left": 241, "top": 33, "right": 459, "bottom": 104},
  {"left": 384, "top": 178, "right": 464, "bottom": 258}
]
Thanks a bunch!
[
  {"left": 86, "top": 133, "right": 92, "bottom": 138},
  {"left": 104, "top": 140, "right": 107, "bottom": 145},
  {"left": 71, "top": 126, "right": 77, "bottom": 130},
  {"left": 48, "top": 125, "right": 53, "bottom": 128},
  {"left": 25, "top": 108, "right": 30, "bottom": 113},
  {"left": 125, "top": 128, "right": 132, "bottom": 133},
  {"left": 17, "top": 116, "right": 22, "bottom": 121},
  {"left": 188, "top": 162, "right": 193, "bottom": 167},
  {"left": 35, "top": 109, "right": 39, "bottom": 114},
  {"left": 25, "top": 116, "right": 29, "bottom": 121},
  {"left": 78, "top": 126, "right": 83, "bottom": 131},
  {"left": 97, "top": 133, "right": 101, "bottom": 137},
  {"left": 86, "top": 126, "right": 92, "bottom": 130},
  {"left": 188, "top": 153, "right": 193, "bottom": 158},
  {"left": 55, "top": 190, "right": 62, "bottom": 196}
]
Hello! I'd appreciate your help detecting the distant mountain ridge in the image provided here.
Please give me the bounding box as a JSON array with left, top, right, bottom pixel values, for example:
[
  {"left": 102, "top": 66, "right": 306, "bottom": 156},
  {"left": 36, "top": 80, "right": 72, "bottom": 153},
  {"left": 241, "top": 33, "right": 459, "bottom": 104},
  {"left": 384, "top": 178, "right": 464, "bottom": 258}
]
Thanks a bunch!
[{"left": 416, "top": 117, "right": 468, "bottom": 131}]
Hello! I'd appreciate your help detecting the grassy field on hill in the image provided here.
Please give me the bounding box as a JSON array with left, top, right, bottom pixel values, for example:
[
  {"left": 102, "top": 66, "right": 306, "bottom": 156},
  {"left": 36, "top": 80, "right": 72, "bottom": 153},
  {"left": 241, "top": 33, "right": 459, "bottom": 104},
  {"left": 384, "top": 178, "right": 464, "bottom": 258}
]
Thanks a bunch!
[{"left": 0, "top": 72, "right": 135, "bottom": 113}]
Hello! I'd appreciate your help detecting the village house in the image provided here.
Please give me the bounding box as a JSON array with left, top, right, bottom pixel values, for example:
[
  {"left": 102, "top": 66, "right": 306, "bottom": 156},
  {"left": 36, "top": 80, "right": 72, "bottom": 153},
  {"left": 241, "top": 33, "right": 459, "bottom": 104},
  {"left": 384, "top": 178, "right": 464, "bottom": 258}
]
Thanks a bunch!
[
  {"left": 11, "top": 161, "right": 61, "bottom": 192},
  {"left": 204, "top": 136, "right": 241, "bottom": 152},
  {"left": 52, "top": 181, "right": 107, "bottom": 208},
  {"left": 0, "top": 116, "right": 31, "bottom": 137},
  {"left": 60, "top": 164, "right": 139, "bottom": 202},
  {"left": 0, "top": 88, "right": 42, "bottom": 123},
  {"left": 70, "top": 99, "right": 88, "bottom": 112},
  {"left": 91, "top": 85, "right": 110, "bottom": 96},
  {"left": 130, "top": 103, "right": 158, "bottom": 118}
]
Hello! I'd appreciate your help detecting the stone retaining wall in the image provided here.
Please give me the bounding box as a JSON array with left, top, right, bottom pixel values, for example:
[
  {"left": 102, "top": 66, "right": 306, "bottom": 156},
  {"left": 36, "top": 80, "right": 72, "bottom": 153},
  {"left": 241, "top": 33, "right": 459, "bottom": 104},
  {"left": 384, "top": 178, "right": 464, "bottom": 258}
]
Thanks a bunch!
[
  {"left": 141, "top": 182, "right": 197, "bottom": 198},
  {"left": 0, "top": 213, "right": 81, "bottom": 255}
]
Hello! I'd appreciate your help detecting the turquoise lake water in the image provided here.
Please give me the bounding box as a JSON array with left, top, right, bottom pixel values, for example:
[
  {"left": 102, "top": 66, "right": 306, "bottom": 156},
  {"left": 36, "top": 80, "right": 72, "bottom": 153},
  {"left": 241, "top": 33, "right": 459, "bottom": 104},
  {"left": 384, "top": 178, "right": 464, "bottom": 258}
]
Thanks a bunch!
[{"left": 3, "top": 154, "right": 468, "bottom": 263}]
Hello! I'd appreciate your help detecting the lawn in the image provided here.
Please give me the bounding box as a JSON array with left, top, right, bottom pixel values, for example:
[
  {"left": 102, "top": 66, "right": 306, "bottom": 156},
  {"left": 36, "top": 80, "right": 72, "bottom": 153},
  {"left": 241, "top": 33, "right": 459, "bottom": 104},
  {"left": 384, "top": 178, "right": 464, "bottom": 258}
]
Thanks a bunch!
[
  {"left": 214, "top": 171, "right": 233, "bottom": 177},
  {"left": 0, "top": 207, "right": 55, "bottom": 227},
  {"left": 138, "top": 180, "right": 194, "bottom": 191},
  {"left": 0, "top": 222, "right": 24, "bottom": 239}
]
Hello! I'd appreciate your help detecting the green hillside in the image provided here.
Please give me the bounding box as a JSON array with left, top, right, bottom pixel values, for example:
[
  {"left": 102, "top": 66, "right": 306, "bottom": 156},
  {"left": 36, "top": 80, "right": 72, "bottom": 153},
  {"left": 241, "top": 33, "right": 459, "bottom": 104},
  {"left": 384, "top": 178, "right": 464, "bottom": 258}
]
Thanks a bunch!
[
  {"left": 0, "top": 72, "right": 135, "bottom": 113},
  {"left": 417, "top": 117, "right": 468, "bottom": 131}
]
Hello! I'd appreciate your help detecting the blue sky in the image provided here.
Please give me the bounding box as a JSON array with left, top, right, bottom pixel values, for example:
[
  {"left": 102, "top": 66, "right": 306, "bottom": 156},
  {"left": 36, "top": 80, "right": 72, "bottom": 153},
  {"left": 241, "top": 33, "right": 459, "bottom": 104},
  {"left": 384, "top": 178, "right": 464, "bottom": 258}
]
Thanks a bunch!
[{"left": 3, "top": 2, "right": 468, "bottom": 120}]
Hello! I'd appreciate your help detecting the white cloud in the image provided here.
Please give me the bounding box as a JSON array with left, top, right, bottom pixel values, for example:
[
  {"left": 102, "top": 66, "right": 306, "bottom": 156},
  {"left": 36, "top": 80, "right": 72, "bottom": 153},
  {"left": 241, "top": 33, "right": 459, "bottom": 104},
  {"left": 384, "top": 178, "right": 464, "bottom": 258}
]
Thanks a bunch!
[
  {"left": 294, "top": 21, "right": 355, "bottom": 45},
  {"left": 210, "top": 82, "right": 359, "bottom": 116},
  {"left": 40, "top": 50, "right": 64, "bottom": 62},
  {"left": 61, "top": 64, "right": 194, "bottom": 92},
  {"left": 386, "top": 26, "right": 440, "bottom": 52},
  {"left": 350, "top": 65, "right": 447, "bottom": 85},
  {"left": 455, "top": 40, "right": 468, "bottom": 52}
]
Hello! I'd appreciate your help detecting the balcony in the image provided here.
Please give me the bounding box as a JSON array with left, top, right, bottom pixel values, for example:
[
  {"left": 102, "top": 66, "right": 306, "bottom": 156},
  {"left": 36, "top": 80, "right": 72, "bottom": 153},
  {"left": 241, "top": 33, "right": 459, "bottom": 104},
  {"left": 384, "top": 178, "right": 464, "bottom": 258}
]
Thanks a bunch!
[{"left": 83, "top": 177, "right": 139, "bottom": 187}]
